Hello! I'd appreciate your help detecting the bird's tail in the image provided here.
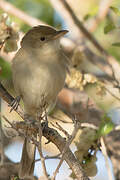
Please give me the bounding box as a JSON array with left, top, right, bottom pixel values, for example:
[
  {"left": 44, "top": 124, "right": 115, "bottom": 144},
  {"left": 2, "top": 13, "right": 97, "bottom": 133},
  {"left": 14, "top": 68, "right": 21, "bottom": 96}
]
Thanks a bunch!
[{"left": 19, "top": 137, "right": 36, "bottom": 179}]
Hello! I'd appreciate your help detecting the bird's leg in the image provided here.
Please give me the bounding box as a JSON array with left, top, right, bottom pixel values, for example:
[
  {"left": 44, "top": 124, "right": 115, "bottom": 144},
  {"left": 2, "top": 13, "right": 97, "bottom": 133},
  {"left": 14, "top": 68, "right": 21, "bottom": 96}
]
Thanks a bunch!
[
  {"left": 9, "top": 96, "right": 21, "bottom": 112},
  {"left": 24, "top": 114, "right": 36, "bottom": 125},
  {"left": 42, "top": 109, "right": 48, "bottom": 129}
]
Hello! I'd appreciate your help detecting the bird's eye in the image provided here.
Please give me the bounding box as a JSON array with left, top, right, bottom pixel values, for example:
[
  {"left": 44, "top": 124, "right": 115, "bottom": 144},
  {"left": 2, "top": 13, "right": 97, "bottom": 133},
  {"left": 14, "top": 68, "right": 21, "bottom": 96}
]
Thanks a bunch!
[{"left": 40, "top": 37, "right": 45, "bottom": 41}]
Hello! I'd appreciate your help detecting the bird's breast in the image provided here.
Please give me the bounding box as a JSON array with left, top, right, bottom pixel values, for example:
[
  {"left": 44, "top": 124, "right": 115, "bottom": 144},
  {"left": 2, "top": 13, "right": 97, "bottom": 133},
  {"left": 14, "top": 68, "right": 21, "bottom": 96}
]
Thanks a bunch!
[{"left": 12, "top": 54, "right": 66, "bottom": 115}]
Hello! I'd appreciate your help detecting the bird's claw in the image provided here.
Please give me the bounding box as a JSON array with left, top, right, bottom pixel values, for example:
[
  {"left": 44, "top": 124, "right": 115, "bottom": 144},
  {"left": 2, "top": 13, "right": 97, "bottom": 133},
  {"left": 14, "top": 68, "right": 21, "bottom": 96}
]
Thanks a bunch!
[{"left": 9, "top": 96, "right": 21, "bottom": 112}]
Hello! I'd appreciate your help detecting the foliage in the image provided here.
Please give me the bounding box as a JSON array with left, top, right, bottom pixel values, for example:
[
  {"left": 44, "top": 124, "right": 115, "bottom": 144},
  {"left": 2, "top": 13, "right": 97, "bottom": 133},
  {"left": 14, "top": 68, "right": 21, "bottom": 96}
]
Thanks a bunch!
[
  {"left": 104, "top": 21, "right": 116, "bottom": 34},
  {"left": 71, "top": 128, "right": 98, "bottom": 178},
  {"left": 97, "top": 114, "right": 115, "bottom": 137},
  {"left": 6, "top": 0, "right": 55, "bottom": 28},
  {"left": 0, "top": 58, "right": 12, "bottom": 79},
  {"left": 110, "top": 6, "right": 120, "bottom": 16}
]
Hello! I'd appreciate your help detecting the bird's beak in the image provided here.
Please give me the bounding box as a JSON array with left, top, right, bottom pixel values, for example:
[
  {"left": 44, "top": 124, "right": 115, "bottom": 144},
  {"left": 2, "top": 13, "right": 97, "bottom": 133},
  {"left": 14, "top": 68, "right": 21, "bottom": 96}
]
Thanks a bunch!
[{"left": 53, "top": 30, "right": 69, "bottom": 39}]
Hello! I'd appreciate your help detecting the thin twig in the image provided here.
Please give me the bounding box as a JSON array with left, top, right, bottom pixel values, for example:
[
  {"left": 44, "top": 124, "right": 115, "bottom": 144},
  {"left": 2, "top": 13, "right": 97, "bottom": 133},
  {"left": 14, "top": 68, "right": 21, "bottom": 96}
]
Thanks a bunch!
[
  {"left": 50, "top": 115, "right": 72, "bottom": 124},
  {"left": 100, "top": 137, "right": 114, "bottom": 180},
  {"left": 51, "top": 122, "right": 70, "bottom": 139},
  {"left": 37, "top": 117, "right": 49, "bottom": 180},
  {"left": 60, "top": 0, "right": 120, "bottom": 88},
  {"left": 89, "top": 0, "right": 112, "bottom": 32},
  {"left": 81, "top": 123, "right": 98, "bottom": 130},
  {"left": 1, "top": 0, "right": 120, "bottom": 88},
  {"left": 52, "top": 118, "right": 80, "bottom": 180},
  {"left": 49, "top": 0, "right": 81, "bottom": 40},
  {"left": 60, "top": 0, "right": 107, "bottom": 56},
  {"left": 0, "top": 99, "right": 5, "bottom": 165},
  {"left": 0, "top": 82, "right": 24, "bottom": 118},
  {"left": 104, "top": 86, "right": 120, "bottom": 102},
  {"left": 35, "top": 153, "right": 61, "bottom": 162},
  {"left": 0, "top": 83, "right": 90, "bottom": 180}
]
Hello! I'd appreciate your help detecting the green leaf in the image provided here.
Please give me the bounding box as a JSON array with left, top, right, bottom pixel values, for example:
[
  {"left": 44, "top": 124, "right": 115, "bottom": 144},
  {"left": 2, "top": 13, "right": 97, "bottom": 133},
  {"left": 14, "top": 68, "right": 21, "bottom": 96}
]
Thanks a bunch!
[
  {"left": 83, "top": 14, "right": 91, "bottom": 21},
  {"left": 104, "top": 22, "right": 116, "bottom": 34},
  {"left": 97, "top": 114, "right": 114, "bottom": 137},
  {"left": 98, "top": 122, "right": 114, "bottom": 136},
  {"left": 0, "top": 58, "right": 12, "bottom": 79},
  {"left": 110, "top": 6, "right": 120, "bottom": 16},
  {"left": 83, "top": 6, "right": 98, "bottom": 22},
  {"left": 112, "top": 42, "right": 120, "bottom": 47}
]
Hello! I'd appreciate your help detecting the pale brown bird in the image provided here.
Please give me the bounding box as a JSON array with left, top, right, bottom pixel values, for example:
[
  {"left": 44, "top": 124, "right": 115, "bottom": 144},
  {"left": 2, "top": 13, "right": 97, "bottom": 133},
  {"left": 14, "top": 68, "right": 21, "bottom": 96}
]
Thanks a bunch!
[{"left": 12, "top": 25, "right": 69, "bottom": 179}]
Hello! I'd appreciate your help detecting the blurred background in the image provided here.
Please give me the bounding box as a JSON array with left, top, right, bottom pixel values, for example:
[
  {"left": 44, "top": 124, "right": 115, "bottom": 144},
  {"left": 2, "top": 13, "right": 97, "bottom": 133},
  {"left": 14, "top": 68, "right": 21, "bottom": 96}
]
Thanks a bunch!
[{"left": 0, "top": 0, "right": 120, "bottom": 180}]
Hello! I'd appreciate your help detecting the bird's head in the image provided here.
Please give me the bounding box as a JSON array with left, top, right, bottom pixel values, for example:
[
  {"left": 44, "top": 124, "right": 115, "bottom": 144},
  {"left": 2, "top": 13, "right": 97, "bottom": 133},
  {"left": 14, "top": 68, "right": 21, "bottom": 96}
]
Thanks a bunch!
[{"left": 21, "top": 25, "right": 68, "bottom": 49}]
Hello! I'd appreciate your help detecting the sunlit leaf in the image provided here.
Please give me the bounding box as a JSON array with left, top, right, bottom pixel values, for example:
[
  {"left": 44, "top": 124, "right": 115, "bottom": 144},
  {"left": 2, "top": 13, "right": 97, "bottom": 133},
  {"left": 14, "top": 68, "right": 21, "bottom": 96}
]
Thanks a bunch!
[
  {"left": 104, "top": 22, "right": 116, "bottom": 34},
  {"left": 97, "top": 114, "right": 114, "bottom": 137},
  {"left": 83, "top": 6, "right": 98, "bottom": 22},
  {"left": 90, "top": 6, "right": 98, "bottom": 16},
  {"left": 112, "top": 42, "right": 120, "bottom": 47},
  {"left": 110, "top": 6, "right": 120, "bottom": 16},
  {"left": 98, "top": 122, "right": 114, "bottom": 136}
]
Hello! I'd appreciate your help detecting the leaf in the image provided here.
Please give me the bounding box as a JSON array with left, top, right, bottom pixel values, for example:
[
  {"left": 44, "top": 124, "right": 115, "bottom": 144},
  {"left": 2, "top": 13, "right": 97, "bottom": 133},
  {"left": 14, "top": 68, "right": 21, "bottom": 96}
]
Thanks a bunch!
[
  {"left": 0, "top": 58, "right": 12, "bottom": 79},
  {"left": 104, "top": 22, "right": 116, "bottom": 34},
  {"left": 83, "top": 14, "right": 91, "bottom": 21},
  {"left": 83, "top": 6, "right": 98, "bottom": 22},
  {"left": 97, "top": 114, "right": 114, "bottom": 137},
  {"left": 110, "top": 6, "right": 120, "bottom": 16},
  {"left": 98, "top": 122, "right": 114, "bottom": 136},
  {"left": 112, "top": 42, "right": 120, "bottom": 47}
]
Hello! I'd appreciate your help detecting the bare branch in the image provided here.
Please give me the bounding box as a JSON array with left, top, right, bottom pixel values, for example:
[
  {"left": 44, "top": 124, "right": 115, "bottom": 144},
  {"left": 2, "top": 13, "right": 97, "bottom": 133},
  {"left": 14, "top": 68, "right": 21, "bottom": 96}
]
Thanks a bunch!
[
  {"left": 49, "top": 0, "right": 81, "bottom": 40},
  {"left": 35, "top": 153, "right": 61, "bottom": 162},
  {"left": 104, "top": 86, "right": 120, "bottom": 102},
  {"left": 0, "top": 83, "right": 90, "bottom": 180},
  {"left": 59, "top": 0, "right": 107, "bottom": 55},
  {"left": 100, "top": 137, "right": 114, "bottom": 180},
  {"left": 0, "top": 0, "right": 45, "bottom": 27},
  {"left": 89, "top": 0, "right": 112, "bottom": 32},
  {"left": 0, "top": 99, "right": 5, "bottom": 165},
  {"left": 43, "top": 122, "right": 90, "bottom": 180},
  {"left": 52, "top": 118, "right": 81, "bottom": 180},
  {"left": 59, "top": 0, "right": 120, "bottom": 88},
  {"left": 37, "top": 120, "right": 49, "bottom": 180},
  {"left": 0, "top": 82, "right": 24, "bottom": 118},
  {"left": 51, "top": 122, "right": 70, "bottom": 138}
]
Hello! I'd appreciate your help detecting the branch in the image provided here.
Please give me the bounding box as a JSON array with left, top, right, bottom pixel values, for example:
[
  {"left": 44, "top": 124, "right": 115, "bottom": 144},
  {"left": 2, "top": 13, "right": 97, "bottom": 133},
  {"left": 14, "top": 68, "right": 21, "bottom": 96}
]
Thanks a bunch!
[
  {"left": 0, "top": 0, "right": 45, "bottom": 27},
  {"left": 52, "top": 118, "right": 80, "bottom": 180},
  {"left": 58, "top": 0, "right": 107, "bottom": 55},
  {"left": 0, "top": 83, "right": 24, "bottom": 118},
  {"left": 59, "top": 0, "right": 120, "bottom": 88},
  {"left": 100, "top": 137, "right": 114, "bottom": 180},
  {"left": 89, "top": 0, "right": 112, "bottom": 32},
  {"left": 35, "top": 153, "right": 61, "bottom": 162},
  {"left": 1, "top": 0, "right": 120, "bottom": 88},
  {"left": 37, "top": 121, "right": 49, "bottom": 179},
  {"left": 49, "top": 0, "right": 81, "bottom": 40},
  {"left": 0, "top": 82, "right": 90, "bottom": 180},
  {"left": 0, "top": 98, "right": 5, "bottom": 165},
  {"left": 42, "top": 122, "right": 90, "bottom": 180}
]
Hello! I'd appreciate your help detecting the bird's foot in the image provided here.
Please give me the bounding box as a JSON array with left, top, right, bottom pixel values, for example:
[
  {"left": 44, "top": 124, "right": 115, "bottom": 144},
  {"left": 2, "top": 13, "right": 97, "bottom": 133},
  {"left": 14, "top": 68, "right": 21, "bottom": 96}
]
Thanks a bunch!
[
  {"left": 9, "top": 96, "right": 21, "bottom": 112},
  {"left": 24, "top": 114, "right": 36, "bottom": 125},
  {"left": 41, "top": 120, "right": 48, "bottom": 130}
]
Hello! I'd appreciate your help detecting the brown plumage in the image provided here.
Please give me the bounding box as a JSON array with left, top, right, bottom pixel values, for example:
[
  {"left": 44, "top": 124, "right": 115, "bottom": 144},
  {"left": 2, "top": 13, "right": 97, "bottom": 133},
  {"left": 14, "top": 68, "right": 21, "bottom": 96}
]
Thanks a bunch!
[{"left": 12, "top": 25, "right": 69, "bottom": 179}]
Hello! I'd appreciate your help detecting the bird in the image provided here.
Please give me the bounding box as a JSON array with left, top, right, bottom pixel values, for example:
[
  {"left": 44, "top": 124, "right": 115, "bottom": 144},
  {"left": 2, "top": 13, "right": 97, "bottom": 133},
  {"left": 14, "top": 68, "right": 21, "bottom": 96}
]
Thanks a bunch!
[{"left": 11, "top": 25, "right": 69, "bottom": 179}]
